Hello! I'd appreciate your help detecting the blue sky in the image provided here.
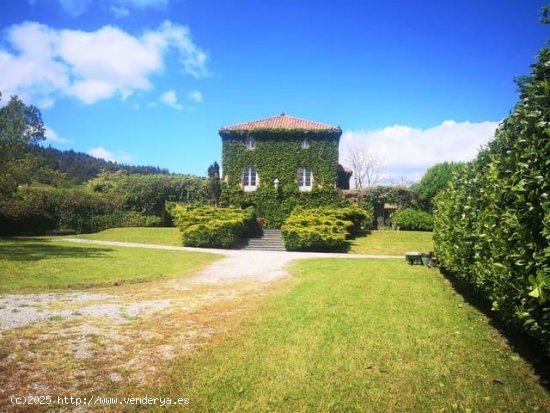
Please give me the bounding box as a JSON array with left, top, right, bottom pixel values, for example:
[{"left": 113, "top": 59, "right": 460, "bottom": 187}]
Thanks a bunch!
[{"left": 0, "top": 0, "right": 547, "bottom": 183}]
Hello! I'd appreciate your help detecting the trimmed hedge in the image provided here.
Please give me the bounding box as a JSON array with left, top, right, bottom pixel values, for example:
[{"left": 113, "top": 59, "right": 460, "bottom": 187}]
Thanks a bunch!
[
  {"left": 392, "top": 209, "right": 433, "bottom": 231},
  {"left": 172, "top": 205, "right": 256, "bottom": 248},
  {"left": 282, "top": 213, "right": 349, "bottom": 251},
  {"left": 282, "top": 205, "right": 371, "bottom": 251},
  {"left": 0, "top": 187, "right": 160, "bottom": 235},
  {"left": 434, "top": 47, "right": 550, "bottom": 352},
  {"left": 293, "top": 205, "right": 373, "bottom": 234}
]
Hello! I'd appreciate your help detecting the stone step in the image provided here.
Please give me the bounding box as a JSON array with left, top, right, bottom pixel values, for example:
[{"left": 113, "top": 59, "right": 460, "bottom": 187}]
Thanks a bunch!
[
  {"left": 242, "top": 229, "right": 285, "bottom": 251},
  {"left": 244, "top": 246, "right": 286, "bottom": 251},
  {"left": 245, "top": 242, "right": 284, "bottom": 248}
]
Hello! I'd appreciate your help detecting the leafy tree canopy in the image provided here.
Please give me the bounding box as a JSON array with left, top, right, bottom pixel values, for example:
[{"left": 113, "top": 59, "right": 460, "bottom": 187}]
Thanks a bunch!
[
  {"left": 413, "top": 161, "right": 464, "bottom": 211},
  {"left": 0, "top": 92, "right": 50, "bottom": 195}
]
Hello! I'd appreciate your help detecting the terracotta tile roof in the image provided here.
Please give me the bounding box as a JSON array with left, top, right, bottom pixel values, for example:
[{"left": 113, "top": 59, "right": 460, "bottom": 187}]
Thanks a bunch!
[{"left": 219, "top": 113, "right": 341, "bottom": 132}]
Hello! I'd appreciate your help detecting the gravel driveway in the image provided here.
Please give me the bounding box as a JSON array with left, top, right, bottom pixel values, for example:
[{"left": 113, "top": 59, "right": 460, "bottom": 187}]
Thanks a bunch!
[{"left": 0, "top": 239, "right": 403, "bottom": 409}]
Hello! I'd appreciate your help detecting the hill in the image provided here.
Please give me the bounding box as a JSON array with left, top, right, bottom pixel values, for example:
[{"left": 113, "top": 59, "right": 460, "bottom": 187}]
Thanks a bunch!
[{"left": 33, "top": 145, "right": 170, "bottom": 184}]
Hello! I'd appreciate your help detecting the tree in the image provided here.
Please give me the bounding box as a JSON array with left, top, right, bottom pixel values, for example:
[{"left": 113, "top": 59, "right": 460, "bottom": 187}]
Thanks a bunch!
[
  {"left": 0, "top": 92, "right": 46, "bottom": 194},
  {"left": 342, "top": 139, "right": 383, "bottom": 189},
  {"left": 207, "top": 161, "right": 221, "bottom": 206},
  {"left": 413, "top": 161, "right": 464, "bottom": 211}
]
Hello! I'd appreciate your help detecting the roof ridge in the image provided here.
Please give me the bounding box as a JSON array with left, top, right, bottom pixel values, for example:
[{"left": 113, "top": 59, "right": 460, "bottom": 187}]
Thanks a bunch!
[{"left": 219, "top": 113, "right": 341, "bottom": 132}]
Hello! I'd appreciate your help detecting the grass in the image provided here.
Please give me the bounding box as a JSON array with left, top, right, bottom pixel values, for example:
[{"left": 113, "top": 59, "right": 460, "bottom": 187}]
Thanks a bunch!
[
  {"left": 349, "top": 230, "right": 434, "bottom": 255},
  {"left": 77, "top": 227, "right": 435, "bottom": 257},
  {"left": 0, "top": 237, "right": 219, "bottom": 293},
  {"left": 152, "top": 259, "right": 549, "bottom": 412},
  {"left": 74, "top": 227, "right": 182, "bottom": 247}
]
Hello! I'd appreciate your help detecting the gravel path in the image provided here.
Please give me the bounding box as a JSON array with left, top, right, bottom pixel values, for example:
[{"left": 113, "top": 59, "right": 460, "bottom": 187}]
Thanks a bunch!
[{"left": 0, "top": 238, "right": 401, "bottom": 332}]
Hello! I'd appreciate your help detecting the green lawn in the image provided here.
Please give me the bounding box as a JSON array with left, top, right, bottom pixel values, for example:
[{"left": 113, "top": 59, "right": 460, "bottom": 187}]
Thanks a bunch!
[
  {"left": 77, "top": 228, "right": 434, "bottom": 257},
  {"left": 349, "top": 230, "right": 434, "bottom": 255},
  {"left": 154, "top": 259, "right": 549, "bottom": 412},
  {"left": 0, "top": 237, "right": 219, "bottom": 293},
  {"left": 74, "top": 227, "right": 182, "bottom": 246}
]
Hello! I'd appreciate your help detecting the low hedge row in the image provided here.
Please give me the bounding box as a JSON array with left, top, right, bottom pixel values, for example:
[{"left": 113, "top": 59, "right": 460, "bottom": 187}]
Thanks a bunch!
[
  {"left": 282, "top": 205, "right": 371, "bottom": 251},
  {"left": 172, "top": 205, "right": 256, "bottom": 248},
  {"left": 392, "top": 208, "right": 433, "bottom": 231}
]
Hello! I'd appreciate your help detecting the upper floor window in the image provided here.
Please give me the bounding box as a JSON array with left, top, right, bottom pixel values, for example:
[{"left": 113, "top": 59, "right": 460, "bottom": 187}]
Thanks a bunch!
[
  {"left": 245, "top": 137, "right": 255, "bottom": 150},
  {"left": 297, "top": 167, "right": 312, "bottom": 191},
  {"left": 242, "top": 167, "right": 258, "bottom": 191},
  {"left": 301, "top": 138, "right": 310, "bottom": 149}
]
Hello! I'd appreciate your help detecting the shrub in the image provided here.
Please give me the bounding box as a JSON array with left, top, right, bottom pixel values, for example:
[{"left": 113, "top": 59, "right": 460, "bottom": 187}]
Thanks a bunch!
[
  {"left": 292, "top": 205, "right": 373, "bottom": 235},
  {"left": 282, "top": 212, "right": 349, "bottom": 251},
  {"left": 434, "top": 47, "right": 550, "bottom": 352},
  {"left": 392, "top": 209, "right": 433, "bottom": 231},
  {"left": 90, "top": 211, "right": 161, "bottom": 230},
  {"left": 171, "top": 205, "right": 256, "bottom": 248},
  {"left": 220, "top": 184, "right": 349, "bottom": 228},
  {"left": 281, "top": 205, "right": 368, "bottom": 251},
  {"left": 0, "top": 187, "right": 161, "bottom": 235},
  {"left": 87, "top": 171, "right": 210, "bottom": 224}
]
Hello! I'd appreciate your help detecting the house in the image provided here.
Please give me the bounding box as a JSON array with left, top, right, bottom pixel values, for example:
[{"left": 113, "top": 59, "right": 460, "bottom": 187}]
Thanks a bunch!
[{"left": 219, "top": 113, "right": 350, "bottom": 192}]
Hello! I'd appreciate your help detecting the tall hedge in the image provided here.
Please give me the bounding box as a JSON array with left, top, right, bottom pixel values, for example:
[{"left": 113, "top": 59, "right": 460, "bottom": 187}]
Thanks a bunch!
[
  {"left": 434, "top": 47, "right": 550, "bottom": 351},
  {"left": 0, "top": 187, "right": 160, "bottom": 235},
  {"left": 87, "top": 171, "right": 209, "bottom": 222}
]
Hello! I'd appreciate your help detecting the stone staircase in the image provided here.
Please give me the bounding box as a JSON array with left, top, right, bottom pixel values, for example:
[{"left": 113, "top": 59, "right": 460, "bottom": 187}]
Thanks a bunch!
[{"left": 242, "top": 229, "right": 285, "bottom": 251}]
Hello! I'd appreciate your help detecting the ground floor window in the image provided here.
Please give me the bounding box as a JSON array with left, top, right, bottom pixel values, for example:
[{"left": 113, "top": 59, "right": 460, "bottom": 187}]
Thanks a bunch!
[
  {"left": 297, "top": 167, "right": 312, "bottom": 191},
  {"left": 243, "top": 167, "right": 258, "bottom": 191}
]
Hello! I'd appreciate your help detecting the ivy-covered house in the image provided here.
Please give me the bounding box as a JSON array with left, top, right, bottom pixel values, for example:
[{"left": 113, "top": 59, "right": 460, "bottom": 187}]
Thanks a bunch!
[
  {"left": 219, "top": 113, "right": 350, "bottom": 191},
  {"left": 218, "top": 113, "right": 351, "bottom": 227}
]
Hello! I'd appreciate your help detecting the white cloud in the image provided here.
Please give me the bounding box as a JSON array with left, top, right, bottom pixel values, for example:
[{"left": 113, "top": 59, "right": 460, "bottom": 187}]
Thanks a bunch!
[
  {"left": 0, "top": 20, "right": 209, "bottom": 107},
  {"left": 339, "top": 119, "right": 500, "bottom": 184},
  {"left": 187, "top": 90, "right": 203, "bottom": 103},
  {"left": 44, "top": 126, "right": 70, "bottom": 144},
  {"left": 88, "top": 146, "right": 133, "bottom": 163},
  {"left": 160, "top": 90, "right": 183, "bottom": 110}
]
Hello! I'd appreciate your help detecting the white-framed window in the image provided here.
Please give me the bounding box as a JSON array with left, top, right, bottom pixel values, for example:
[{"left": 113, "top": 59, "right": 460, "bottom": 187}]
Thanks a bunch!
[
  {"left": 245, "top": 137, "right": 255, "bottom": 150},
  {"left": 301, "top": 138, "right": 310, "bottom": 149},
  {"left": 297, "top": 167, "right": 312, "bottom": 191},
  {"left": 242, "top": 167, "right": 258, "bottom": 191}
]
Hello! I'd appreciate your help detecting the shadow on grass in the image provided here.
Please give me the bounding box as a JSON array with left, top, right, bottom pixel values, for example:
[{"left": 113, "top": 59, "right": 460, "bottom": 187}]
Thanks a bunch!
[
  {"left": 0, "top": 238, "right": 113, "bottom": 262},
  {"left": 439, "top": 267, "right": 550, "bottom": 391}
]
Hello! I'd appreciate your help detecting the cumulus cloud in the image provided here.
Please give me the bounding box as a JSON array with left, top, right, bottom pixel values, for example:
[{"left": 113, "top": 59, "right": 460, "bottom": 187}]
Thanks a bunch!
[
  {"left": 187, "top": 90, "right": 203, "bottom": 103},
  {"left": 0, "top": 20, "right": 209, "bottom": 107},
  {"left": 160, "top": 90, "right": 183, "bottom": 110},
  {"left": 88, "top": 146, "right": 133, "bottom": 163},
  {"left": 339, "top": 120, "right": 500, "bottom": 184},
  {"left": 44, "top": 127, "right": 70, "bottom": 144}
]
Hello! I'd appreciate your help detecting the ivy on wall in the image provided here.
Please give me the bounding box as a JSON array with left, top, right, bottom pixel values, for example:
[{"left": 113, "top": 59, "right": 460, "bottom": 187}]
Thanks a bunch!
[
  {"left": 220, "top": 129, "right": 340, "bottom": 190},
  {"left": 219, "top": 129, "right": 344, "bottom": 228}
]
